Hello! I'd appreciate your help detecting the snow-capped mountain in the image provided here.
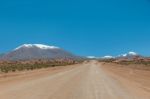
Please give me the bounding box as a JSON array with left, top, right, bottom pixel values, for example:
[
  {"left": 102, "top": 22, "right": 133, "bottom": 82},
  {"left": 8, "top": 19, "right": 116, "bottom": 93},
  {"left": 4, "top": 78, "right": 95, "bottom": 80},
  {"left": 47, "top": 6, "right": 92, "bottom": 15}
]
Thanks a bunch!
[
  {"left": 102, "top": 56, "right": 114, "bottom": 59},
  {"left": 117, "top": 51, "right": 139, "bottom": 58},
  {"left": 1, "top": 44, "right": 79, "bottom": 61},
  {"left": 118, "top": 52, "right": 138, "bottom": 57},
  {"left": 116, "top": 52, "right": 142, "bottom": 60},
  {"left": 100, "top": 51, "right": 141, "bottom": 60},
  {"left": 86, "top": 56, "right": 98, "bottom": 59},
  {"left": 15, "top": 44, "right": 59, "bottom": 50}
]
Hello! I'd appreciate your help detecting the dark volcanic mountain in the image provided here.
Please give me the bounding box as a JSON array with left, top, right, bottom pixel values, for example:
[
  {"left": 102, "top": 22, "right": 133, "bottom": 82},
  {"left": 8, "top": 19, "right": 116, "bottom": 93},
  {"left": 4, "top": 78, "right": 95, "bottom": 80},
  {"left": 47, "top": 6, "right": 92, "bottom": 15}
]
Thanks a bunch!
[{"left": 0, "top": 44, "right": 79, "bottom": 61}]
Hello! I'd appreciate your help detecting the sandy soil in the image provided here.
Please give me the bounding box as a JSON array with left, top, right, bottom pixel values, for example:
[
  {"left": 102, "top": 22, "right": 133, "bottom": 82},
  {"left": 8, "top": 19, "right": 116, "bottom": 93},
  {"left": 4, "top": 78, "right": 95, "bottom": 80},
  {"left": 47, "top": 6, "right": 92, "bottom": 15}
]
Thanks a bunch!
[
  {"left": 0, "top": 61, "right": 149, "bottom": 99},
  {"left": 101, "top": 62, "right": 150, "bottom": 99}
]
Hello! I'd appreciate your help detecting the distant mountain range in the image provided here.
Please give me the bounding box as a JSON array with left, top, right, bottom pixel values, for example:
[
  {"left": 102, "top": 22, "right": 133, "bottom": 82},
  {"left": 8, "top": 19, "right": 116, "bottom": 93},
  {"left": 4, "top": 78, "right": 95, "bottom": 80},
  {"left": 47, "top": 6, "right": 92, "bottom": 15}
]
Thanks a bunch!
[
  {"left": 0, "top": 44, "right": 81, "bottom": 61},
  {"left": 116, "top": 52, "right": 140, "bottom": 59},
  {"left": 87, "top": 51, "right": 141, "bottom": 60},
  {"left": 0, "top": 44, "right": 143, "bottom": 61}
]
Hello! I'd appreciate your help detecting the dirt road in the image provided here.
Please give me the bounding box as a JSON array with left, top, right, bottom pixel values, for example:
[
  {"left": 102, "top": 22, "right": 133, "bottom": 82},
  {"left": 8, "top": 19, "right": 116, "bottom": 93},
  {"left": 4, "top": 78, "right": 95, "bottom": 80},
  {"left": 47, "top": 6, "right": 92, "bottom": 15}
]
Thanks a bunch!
[{"left": 0, "top": 61, "right": 149, "bottom": 99}]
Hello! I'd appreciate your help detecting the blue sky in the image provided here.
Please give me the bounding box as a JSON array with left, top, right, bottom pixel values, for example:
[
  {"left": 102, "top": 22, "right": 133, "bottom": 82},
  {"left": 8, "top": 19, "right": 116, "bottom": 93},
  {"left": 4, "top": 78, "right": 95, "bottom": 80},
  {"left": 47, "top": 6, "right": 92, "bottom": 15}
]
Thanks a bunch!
[{"left": 0, "top": 0, "right": 150, "bottom": 56}]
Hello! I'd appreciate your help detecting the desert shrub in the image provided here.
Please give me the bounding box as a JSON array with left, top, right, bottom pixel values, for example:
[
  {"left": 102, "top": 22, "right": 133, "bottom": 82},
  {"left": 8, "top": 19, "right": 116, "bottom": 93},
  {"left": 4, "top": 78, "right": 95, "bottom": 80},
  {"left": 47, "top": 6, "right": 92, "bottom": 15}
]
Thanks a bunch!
[{"left": 0, "top": 59, "right": 82, "bottom": 73}]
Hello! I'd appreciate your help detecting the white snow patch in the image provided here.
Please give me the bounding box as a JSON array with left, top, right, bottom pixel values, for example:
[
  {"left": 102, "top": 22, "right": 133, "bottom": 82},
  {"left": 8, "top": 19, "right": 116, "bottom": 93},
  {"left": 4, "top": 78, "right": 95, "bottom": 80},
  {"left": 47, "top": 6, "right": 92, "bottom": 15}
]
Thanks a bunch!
[
  {"left": 15, "top": 44, "right": 59, "bottom": 50},
  {"left": 118, "top": 51, "right": 138, "bottom": 57},
  {"left": 86, "top": 56, "right": 97, "bottom": 59},
  {"left": 102, "top": 56, "right": 114, "bottom": 59},
  {"left": 128, "top": 51, "right": 137, "bottom": 55},
  {"left": 122, "top": 54, "right": 127, "bottom": 57}
]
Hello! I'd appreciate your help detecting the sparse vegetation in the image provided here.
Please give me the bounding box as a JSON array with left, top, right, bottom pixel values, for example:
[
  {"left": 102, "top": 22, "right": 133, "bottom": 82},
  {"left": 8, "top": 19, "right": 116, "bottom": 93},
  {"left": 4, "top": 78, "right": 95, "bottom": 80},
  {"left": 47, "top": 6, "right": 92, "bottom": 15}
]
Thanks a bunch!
[
  {"left": 0, "top": 59, "right": 83, "bottom": 73},
  {"left": 98, "top": 59, "right": 116, "bottom": 63},
  {"left": 99, "top": 59, "right": 150, "bottom": 70},
  {"left": 114, "top": 60, "right": 150, "bottom": 66},
  {"left": 98, "top": 58, "right": 150, "bottom": 66}
]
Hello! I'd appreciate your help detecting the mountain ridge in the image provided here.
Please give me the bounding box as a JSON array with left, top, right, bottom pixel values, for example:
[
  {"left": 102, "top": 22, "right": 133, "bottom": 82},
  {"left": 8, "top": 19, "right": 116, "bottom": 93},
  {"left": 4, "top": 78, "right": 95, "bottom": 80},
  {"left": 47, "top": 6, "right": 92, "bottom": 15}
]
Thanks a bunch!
[{"left": 0, "top": 44, "right": 80, "bottom": 61}]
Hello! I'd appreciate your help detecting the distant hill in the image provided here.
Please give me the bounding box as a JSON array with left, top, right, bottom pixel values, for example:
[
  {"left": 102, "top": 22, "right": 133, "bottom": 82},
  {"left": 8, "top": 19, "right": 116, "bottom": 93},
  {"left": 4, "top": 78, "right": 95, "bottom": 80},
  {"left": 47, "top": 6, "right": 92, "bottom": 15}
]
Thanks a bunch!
[
  {"left": 0, "top": 44, "right": 81, "bottom": 61},
  {"left": 116, "top": 52, "right": 141, "bottom": 60}
]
